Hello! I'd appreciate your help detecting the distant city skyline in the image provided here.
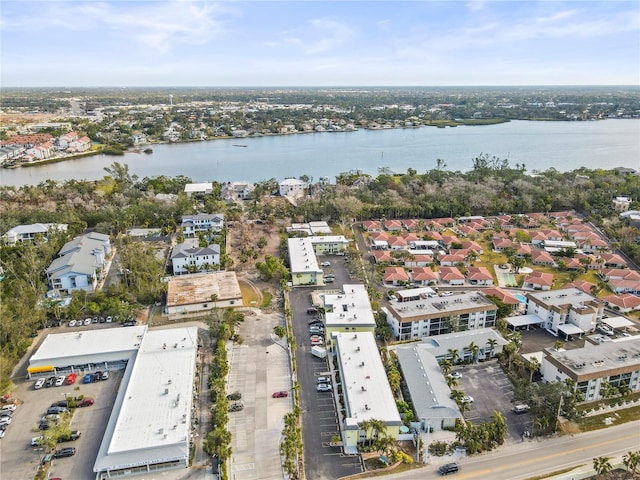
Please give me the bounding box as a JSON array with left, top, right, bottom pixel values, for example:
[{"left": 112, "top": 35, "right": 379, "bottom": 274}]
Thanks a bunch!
[{"left": 2, "top": 0, "right": 639, "bottom": 87}]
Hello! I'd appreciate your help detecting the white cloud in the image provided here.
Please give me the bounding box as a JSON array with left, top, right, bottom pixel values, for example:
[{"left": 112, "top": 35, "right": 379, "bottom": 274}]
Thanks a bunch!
[{"left": 303, "top": 18, "right": 355, "bottom": 54}]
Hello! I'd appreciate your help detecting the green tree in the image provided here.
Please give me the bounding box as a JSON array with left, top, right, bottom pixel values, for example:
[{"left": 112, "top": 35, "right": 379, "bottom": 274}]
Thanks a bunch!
[
  {"left": 593, "top": 456, "right": 612, "bottom": 478},
  {"left": 273, "top": 325, "right": 286, "bottom": 339},
  {"left": 623, "top": 451, "right": 640, "bottom": 476}
]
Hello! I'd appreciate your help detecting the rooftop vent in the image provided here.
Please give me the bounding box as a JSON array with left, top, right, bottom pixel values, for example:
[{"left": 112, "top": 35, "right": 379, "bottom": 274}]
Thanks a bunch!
[{"left": 164, "top": 388, "right": 169, "bottom": 395}]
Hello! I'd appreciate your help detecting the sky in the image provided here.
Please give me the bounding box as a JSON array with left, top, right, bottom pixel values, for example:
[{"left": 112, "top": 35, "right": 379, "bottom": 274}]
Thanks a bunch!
[{"left": 2, "top": 0, "right": 639, "bottom": 87}]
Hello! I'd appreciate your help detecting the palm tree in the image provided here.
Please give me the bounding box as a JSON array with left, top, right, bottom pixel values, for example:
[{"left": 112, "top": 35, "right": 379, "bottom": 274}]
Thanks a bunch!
[
  {"left": 486, "top": 338, "right": 498, "bottom": 357},
  {"left": 593, "top": 456, "right": 612, "bottom": 478},
  {"left": 528, "top": 357, "right": 540, "bottom": 383},
  {"left": 448, "top": 348, "right": 460, "bottom": 365},
  {"left": 446, "top": 376, "right": 458, "bottom": 389},
  {"left": 534, "top": 416, "right": 549, "bottom": 434},
  {"left": 554, "top": 340, "right": 565, "bottom": 351},
  {"left": 466, "top": 341, "right": 480, "bottom": 363},
  {"left": 623, "top": 451, "right": 640, "bottom": 476},
  {"left": 439, "top": 358, "right": 453, "bottom": 376}
]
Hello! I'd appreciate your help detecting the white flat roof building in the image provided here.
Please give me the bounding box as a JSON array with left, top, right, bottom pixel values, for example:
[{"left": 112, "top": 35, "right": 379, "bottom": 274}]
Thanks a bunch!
[
  {"left": 324, "top": 284, "right": 376, "bottom": 332},
  {"left": 29, "top": 327, "right": 147, "bottom": 372},
  {"left": 334, "top": 332, "right": 402, "bottom": 449},
  {"left": 94, "top": 327, "right": 198, "bottom": 479},
  {"left": 184, "top": 182, "right": 213, "bottom": 195},
  {"left": 394, "top": 343, "right": 461, "bottom": 430},
  {"left": 288, "top": 237, "right": 323, "bottom": 286}
]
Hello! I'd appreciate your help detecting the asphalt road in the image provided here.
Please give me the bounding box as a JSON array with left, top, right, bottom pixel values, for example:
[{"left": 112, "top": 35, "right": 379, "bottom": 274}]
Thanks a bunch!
[{"left": 386, "top": 421, "right": 640, "bottom": 480}]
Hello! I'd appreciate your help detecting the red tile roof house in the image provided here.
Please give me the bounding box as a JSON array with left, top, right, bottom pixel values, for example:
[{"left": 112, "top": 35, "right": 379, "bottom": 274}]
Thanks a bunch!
[
  {"left": 439, "top": 254, "right": 466, "bottom": 266},
  {"left": 603, "top": 293, "right": 640, "bottom": 313},
  {"left": 492, "top": 238, "right": 514, "bottom": 252},
  {"left": 400, "top": 232, "right": 420, "bottom": 242},
  {"left": 387, "top": 236, "right": 408, "bottom": 250},
  {"left": 466, "top": 267, "right": 494, "bottom": 285},
  {"left": 541, "top": 229, "right": 564, "bottom": 241},
  {"left": 574, "top": 254, "right": 599, "bottom": 270},
  {"left": 424, "top": 231, "right": 443, "bottom": 241},
  {"left": 458, "top": 225, "right": 480, "bottom": 237},
  {"left": 563, "top": 279, "right": 596, "bottom": 294},
  {"left": 383, "top": 267, "right": 409, "bottom": 286},
  {"left": 410, "top": 267, "right": 438, "bottom": 286},
  {"left": 372, "top": 250, "right": 394, "bottom": 264},
  {"left": 362, "top": 220, "right": 382, "bottom": 232},
  {"left": 577, "top": 237, "right": 608, "bottom": 252},
  {"left": 522, "top": 271, "right": 554, "bottom": 291},
  {"left": 434, "top": 217, "right": 456, "bottom": 227},
  {"left": 424, "top": 220, "right": 445, "bottom": 232},
  {"left": 530, "top": 231, "right": 548, "bottom": 246},
  {"left": 558, "top": 257, "right": 582, "bottom": 270},
  {"left": 403, "top": 254, "right": 433, "bottom": 268},
  {"left": 531, "top": 250, "right": 555, "bottom": 266},
  {"left": 481, "top": 287, "right": 520, "bottom": 307},
  {"left": 384, "top": 219, "right": 403, "bottom": 232},
  {"left": 440, "top": 236, "right": 462, "bottom": 249},
  {"left": 461, "top": 241, "right": 483, "bottom": 255},
  {"left": 516, "top": 244, "right": 533, "bottom": 257},
  {"left": 370, "top": 231, "right": 390, "bottom": 242},
  {"left": 401, "top": 219, "right": 421, "bottom": 231},
  {"left": 601, "top": 253, "right": 628, "bottom": 269},
  {"left": 438, "top": 266, "right": 465, "bottom": 285},
  {"left": 600, "top": 269, "right": 640, "bottom": 294}
]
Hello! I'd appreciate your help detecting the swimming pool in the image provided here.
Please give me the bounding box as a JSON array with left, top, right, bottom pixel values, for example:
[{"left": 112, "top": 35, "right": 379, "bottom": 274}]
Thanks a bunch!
[{"left": 514, "top": 294, "right": 527, "bottom": 304}]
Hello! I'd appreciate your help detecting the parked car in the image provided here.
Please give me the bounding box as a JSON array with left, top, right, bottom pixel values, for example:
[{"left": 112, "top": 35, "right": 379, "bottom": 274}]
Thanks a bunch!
[
  {"left": 513, "top": 404, "right": 530, "bottom": 414},
  {"left": 316, "top": 383, "right": 332, "bottom": 392},
  {"left": 598, "top": 324, "right": 614, "bottom": 336},
  {"left": 1, "top": 404, "right": 17, "bottom": 412},
  {"left": 31, "top": 436, "right": 45, "bottom": 446},
  {"left": 47, "top": 406, "right": 68, "bottom": 415},
  {"left": 50, "top": 401, "right": 68, "bottom": 408},
  {"left": 34, "top": 378, "right": 45, "bottom": 390},
  {"left": 0, "top": 429, "right": 5, "bottom": 438},
  {"left": 101, "top": 371, "right": 109, "bottom": 381},
  {"left": 324, "top": 277, "right": 335, "bottom": 283},
  {"left": 0, "top": 416, "right": 12, "bottom": 426},
  {"left": 92, "top": 316, "right": 99, "bottom": 324},
  {"left": 53, "top": 447, "right": 76, "bottom": 458},
  {"left": 306, "top": 307, "right": 318, "bottom": 314},
  {"left": 309, "top": 326, "right": 324, "bottom": 335},
  {"left": 77, "top": 397, "right": 94, "bottom": 407},
  {"left": 83, "top": 318, "right": 92, "bottom": 326},
  {"left": 99, "top": 316, "right": 107, "bottom": 323},
  {"left": 272, "top": 391, "right": 288, "bottom": 398},
  {"left": 83, "top": 374, "right": 93, "bottom": 384},
  {"left": 228, "top": 402, "right": 244, "bottom": 412},
  {"left": 462, "top": 396, "right": 474, "bottom": 403},
  {"left": 38, "top": 421, "right": 50, "bottom": 430},
  {"left": 438, "top": 462, "right": 460, "bottom": 475},
  {"left": 68, "top": 320, "right": 76, "bottom": 327},
  {"left": 448, "top": 372, "right": 462, "bottom": 379},
  {"left": 66, "top": 373, "right": 77, "bottom": 385},
  {"left": 57, "top": 430, "right": 81, "bottom": 442},
  {"left": 42, "top": 414, "right": 60, "bottom": 423},
  {"left": 320, "top": 261, "right": 331, "bottom": 267},
  {"left": 55, "top": 375, "right": 66, "bottom": 387},
  {"left": 226, "top": 392, "right": 242, "bottom": 401},
  {"left": 106, "top": 316, "right": 113, "bottom": 323},
  {"left": 316, "top": 376, "right": 330, "bottom": 384},
  {"left": 0, "top": 410, "right": 13, "bottom": 418},
  {"left": 44, "top": 376, "right": 56, "bottom": 388},
  {"left": 93, "top": 372, "right": 102, "bottom": 382},
  {"left": 122, "top": 320, "right": 136, "bottom": 327}
]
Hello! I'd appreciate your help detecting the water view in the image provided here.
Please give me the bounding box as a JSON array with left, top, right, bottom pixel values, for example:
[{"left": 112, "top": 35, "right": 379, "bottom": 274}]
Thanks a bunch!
[{"left": 2, "top": 119, "right": 638, "bottom": 187}]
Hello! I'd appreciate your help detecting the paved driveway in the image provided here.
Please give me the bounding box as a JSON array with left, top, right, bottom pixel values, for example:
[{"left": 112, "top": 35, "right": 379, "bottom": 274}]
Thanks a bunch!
[
  {"left": 290, "top": 281, "right": 363, "bottom": 479},
  {"left": 1, "top": 369, "right": 122, "bottom": 480},
  {"left": 452, "top": 361, "right": 531, "bottom": 444}
]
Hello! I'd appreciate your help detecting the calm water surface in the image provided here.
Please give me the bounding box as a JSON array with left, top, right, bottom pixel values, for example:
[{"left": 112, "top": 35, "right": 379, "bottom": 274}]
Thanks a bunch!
[{"left": 2, "top": 119, "right": 638, "bottom": 187}]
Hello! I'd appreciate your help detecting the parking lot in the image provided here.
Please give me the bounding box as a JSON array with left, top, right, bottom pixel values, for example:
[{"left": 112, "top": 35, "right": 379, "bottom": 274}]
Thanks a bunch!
[
  {"left": 290, "top": 254, "right": 364, "bottom": 479},
  {"left": 1, "top": 369, "right": 122, "bottom": 479},
  {"left": 451, "top": 361, "right": 531, "bottom": 443}
]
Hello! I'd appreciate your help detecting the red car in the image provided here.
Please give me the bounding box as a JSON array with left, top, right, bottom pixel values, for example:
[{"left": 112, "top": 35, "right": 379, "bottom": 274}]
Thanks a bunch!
[
  {"left": 77, "top": 397, "right": 94, "bottom": 407},
  {"left": 272, "top": 391, "right": 288, "bottom": 398},
  {"left": 66, "top": 373, "right": 77, "bottom": 385}
]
